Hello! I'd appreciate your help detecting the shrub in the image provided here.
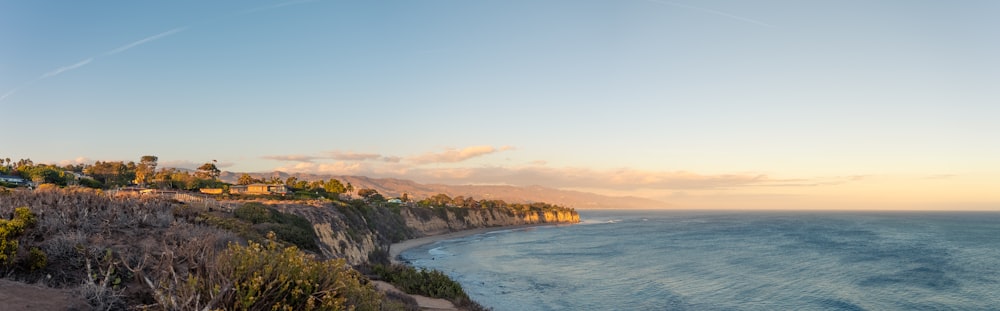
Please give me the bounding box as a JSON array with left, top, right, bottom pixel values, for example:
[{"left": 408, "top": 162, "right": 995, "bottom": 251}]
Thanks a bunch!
[
  {"left": 215, "top": 232, "right": 385, "bottom": 311},
  {"left": 253, "top": 222, "right": 318, "bottom": 252},
  {"left": 78, "top": 178, "right": 103, "bottom": 189},
  {"left": 234, "top": 202, "right": 272, "bottom": 224},
  {"left": 0, "top": 206, "right": 36, "bottom": 266},
  {"left": 372, "top": 264, "right": 467, "bottom": 301},
  {"left": 25, "top": 247, "right": 47, "bottom": 271}
]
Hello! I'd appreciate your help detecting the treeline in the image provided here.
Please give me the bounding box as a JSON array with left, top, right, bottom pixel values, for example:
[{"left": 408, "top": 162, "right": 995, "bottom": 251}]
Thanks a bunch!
[
  {"left": 3, "top": 155, "right": 574, "bottom": 215},
  {"left": 1, "top": 155, "right": 224, "bottom": 190},
  {"left": 414, "top": 192, "right": 574, "bottom": 213},
  {"left": 235, "top": 173, "right": 354, "bottom": 197}
]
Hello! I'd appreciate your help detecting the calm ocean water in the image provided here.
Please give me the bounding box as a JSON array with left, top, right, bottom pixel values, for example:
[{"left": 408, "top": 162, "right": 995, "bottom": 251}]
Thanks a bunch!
[{"left": 400, "top": 210, "right": 1000, "bottom": 310}]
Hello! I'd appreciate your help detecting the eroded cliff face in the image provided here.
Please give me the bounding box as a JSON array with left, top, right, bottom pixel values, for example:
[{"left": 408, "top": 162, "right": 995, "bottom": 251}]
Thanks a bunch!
[
  {"left": 282, "top": 202, "right": 579, "bottom": 265},
  {"left": 400, "top": 207, "right": 580, "bottom": 236},
  {"left": 312, "top": 221, "right": 380, "bottom": 265}
]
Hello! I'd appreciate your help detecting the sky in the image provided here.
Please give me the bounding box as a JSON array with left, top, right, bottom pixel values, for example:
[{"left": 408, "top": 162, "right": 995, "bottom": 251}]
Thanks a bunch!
[{"left": 2, "top": 0, "right": 998, "bottom": 210}]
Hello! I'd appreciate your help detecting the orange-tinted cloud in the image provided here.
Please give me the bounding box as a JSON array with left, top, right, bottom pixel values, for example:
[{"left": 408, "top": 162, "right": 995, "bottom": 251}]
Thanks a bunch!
[
  {"left": 409, "top": 145, "right": 511, "bottom": 164},
  {"left": 327, "top": 151, "right": 384, "bottom": 161},
  {"left": 261, "top": 154, "right": 323, "bottom": 162}
]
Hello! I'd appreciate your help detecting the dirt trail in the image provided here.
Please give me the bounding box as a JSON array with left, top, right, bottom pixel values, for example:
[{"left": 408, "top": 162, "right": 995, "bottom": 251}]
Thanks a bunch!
[{"left": 0, "top": 279, "right": 91, "bottom": 311}]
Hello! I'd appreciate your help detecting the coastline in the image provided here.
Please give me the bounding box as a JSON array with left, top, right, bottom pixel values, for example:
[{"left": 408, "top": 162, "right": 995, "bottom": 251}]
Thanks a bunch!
[{"left": 389, "top": 223, "right": 563, "bottom": 264}]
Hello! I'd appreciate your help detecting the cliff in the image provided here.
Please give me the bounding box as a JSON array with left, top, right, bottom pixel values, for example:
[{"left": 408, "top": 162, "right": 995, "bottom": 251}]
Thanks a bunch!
[
  {"left": 400, "top": 207, "right": 580, "bottom": 236},
  {"left": 278, "top": 202, "right": 579, "bottom": 266}
]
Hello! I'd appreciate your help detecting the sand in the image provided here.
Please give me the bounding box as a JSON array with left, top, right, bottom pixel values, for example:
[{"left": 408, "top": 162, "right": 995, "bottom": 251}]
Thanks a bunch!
[{"left": 389, "top": 223, "right": 557, "bottom": 264}]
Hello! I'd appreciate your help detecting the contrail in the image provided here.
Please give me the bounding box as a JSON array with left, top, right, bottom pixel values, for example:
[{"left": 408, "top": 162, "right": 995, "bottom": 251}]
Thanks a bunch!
[
  {"left": 1, "top": 27, "right": 184, "bottom": 103},
  {"left": 105, "top": 27, "right": 187, "bottom": 55},
  {"left": 41, "top": 58, "right": 94, "bottom": 78},
  {"left": 2, "top": 56, "right": 98, "bottom": 102},
  {"left": 237, "top": 0, "right": 319, "bottom": 16},
  {"left": 1, "top": 0, "right": 320, "bottom": 103},
  {"left": 646, "top": 0, "right": 776, "bottom": 28}
]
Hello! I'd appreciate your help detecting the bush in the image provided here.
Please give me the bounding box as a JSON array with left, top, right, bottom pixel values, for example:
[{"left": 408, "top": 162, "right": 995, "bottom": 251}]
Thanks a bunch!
[
  {"left": 25, "top": 247, "right": 47, "bottom": 271},
  {"left": 78, "top": 178, "right": 103, "bottom": 189},
  {"left": 215, "top": 232, "right": 385, "bottom": 311},
  {"left": 253, "top": 222, "right": 318, "bottom": 253},
  {"left": 234, "top": 202, "right": 272, "bottom": 224},
  {"left": 0, "top": 206, "right": 36, "bottom": 267},
  {"left": 372, "top": 263, "right": 488, "bottom": 311}
]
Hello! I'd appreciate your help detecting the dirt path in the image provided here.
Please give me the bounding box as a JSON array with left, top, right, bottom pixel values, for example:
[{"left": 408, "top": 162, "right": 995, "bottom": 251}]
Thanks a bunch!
[
  {"left": 373, "top": 280, "right": 458, "bottom": 310},
  {"left": 0, "top": 279, "right": 91, "bottom": 311}
]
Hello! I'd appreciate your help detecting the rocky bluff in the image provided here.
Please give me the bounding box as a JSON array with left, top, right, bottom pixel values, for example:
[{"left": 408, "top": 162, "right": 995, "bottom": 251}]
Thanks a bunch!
[{"left": 273, "top": 201, "right": 580, "bottom": 265}]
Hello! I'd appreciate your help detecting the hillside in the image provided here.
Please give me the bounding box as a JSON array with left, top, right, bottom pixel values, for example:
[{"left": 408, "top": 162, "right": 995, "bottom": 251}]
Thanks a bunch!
[
  {"left": 220, "top": 171, "right": 666, "bottom": 209},
  {"left": 0, "top": 187, "right": 578, "bottom": 310}
]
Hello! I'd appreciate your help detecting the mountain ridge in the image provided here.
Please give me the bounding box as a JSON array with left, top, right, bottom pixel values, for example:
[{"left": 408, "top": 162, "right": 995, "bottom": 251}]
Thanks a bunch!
[{"left": 219, "top": 171, "right": 666, "bottom": 209}]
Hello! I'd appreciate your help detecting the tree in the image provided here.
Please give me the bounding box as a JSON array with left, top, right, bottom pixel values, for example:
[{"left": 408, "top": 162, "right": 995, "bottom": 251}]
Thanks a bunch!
[
  {"left": 237, "top": 173, "right": 258, "bottom": 185},
  {"left": 17, "top": 164, "right": 69, "bottom": 186},
  {"left": 323, "top": 179, "right": 346, "bottom": 194},
  {"left": 134, "top": 155, "right": 158, "bottom": 186},
  {"left": 84, "top": 161, "right": 136, "bottom": 187},
  {"left": 195, "top": 162, "right": 221, "bottom": 180},
  {"left": 451, "top": 196, "right": 466, "bottom": 207},
  {"left": 152, "top": 168, "right": 174, "bottom": 189},
  {"left": 285, "top": 177, "right": 299, "bottom": 188},
  {"left": 357, "top": 188, "right": 383, "bottom": 201},
  {"left": 429, "top": 193, "right": 452, "bottom": 206}
]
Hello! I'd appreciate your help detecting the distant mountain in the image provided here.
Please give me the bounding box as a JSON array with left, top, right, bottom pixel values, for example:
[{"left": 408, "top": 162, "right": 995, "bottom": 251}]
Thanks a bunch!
[{"left": 219, "top": 171, "right": 666, "bottom": 209}]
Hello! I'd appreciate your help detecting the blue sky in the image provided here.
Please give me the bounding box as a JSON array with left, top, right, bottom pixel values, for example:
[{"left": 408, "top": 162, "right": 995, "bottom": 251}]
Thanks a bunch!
[{"left": 2, "top": 0, "right": 998, "bottom": 209}]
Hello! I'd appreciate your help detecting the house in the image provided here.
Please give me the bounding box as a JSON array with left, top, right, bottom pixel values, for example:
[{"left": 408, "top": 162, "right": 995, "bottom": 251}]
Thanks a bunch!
[
  {"left": 387, "top": 198, "right": 403, "bottom": 204},
  {"left": 0, "top": 174, "right": 29, "bottom": 185},
  {"left": 230, "top": 183, "right": 289, "bottom": 195},
  {"left": 199, "top": 188, "right": 224, "bottom": 195}
]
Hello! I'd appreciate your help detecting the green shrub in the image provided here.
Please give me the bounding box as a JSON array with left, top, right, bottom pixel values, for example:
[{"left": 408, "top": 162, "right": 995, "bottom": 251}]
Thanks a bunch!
[
  {"left": 0, "top": 206, "right": 36, "bottom": 266},
  {"left": 372, "top": 264, "right": 467, "bottom": 300},
  {"left": 217, "top": 232, "right": 385, "bottom": 311},
  {"left": 253, "top": 222, "right": 318, "bottom": 253},
  {"left": 234, "top": 202, "right": 272, "bottom": 224},
  {"left": 78, "top": 178, "right": 103, "bottom": 189},
  {"left": 25, "top": 247, "right": 47, "bottom": 271}
]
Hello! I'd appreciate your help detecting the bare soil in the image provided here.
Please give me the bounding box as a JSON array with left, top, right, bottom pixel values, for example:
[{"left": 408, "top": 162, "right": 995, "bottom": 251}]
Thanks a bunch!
[{"left": 0, "top": 279, "right": 91, "bottom": 311}]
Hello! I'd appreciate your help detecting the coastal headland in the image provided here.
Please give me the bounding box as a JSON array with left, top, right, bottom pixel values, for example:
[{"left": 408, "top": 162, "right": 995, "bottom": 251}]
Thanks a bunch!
[{"left": 0, "top": 184, "right": 579, "bottom": 310}]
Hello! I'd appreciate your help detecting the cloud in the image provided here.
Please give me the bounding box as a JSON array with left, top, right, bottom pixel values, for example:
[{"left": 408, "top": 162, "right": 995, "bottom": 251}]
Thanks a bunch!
[
  {"left": 409, "top": 145, "right": 512, "bottom": 165},
  {"left": 328, "top": 151, "right": 384, "bottom": 161},
  {"left": 262, "top": 154, "right": 322, "bottom": 162},
  {"left": 264, "top": 151, "right": 405, "bottom": 164},
  {"left": 273, "top": 161, "right": 366, "bottom": 175},
  {"left": 378, "top": 165, "right": 770, "bottom": 191},
  {"left": 58, "top": 157, "right": 94, "bottom": 166}
]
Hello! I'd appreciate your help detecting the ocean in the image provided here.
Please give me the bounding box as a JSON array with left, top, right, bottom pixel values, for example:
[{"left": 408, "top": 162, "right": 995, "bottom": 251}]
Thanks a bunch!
[{"left": 399, "top": 210, "right": 1000, "bottom": 310}]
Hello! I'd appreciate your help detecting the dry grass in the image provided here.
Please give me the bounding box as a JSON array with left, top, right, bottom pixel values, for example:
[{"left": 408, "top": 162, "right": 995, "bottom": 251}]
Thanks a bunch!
[{"left": 0, "top": 187, "right": 401, "bottom": 310}]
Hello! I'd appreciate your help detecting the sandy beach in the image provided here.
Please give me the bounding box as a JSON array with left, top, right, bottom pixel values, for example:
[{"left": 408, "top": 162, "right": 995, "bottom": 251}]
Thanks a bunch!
[{"left": 389, "top": 223, "right": 559, "bottom": 264}]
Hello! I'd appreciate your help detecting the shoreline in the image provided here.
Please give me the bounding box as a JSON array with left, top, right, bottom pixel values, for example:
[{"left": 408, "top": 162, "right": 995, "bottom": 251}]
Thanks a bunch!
[{"left": 389, "top": 223, "right": 564, "bottom": 264}]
